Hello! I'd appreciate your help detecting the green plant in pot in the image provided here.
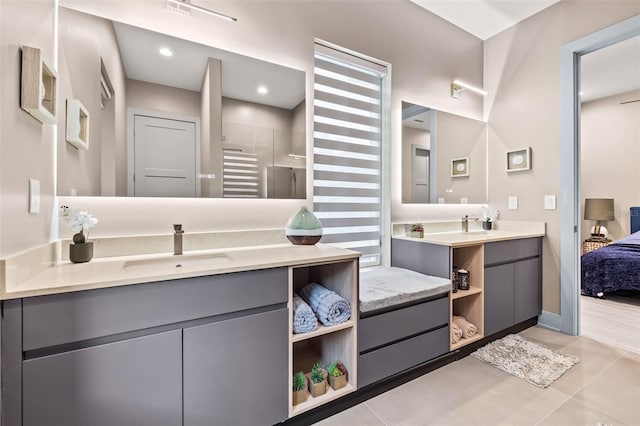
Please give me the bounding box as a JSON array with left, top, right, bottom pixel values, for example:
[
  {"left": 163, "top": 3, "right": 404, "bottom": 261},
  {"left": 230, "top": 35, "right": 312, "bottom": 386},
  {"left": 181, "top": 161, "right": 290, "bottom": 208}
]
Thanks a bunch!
[
  {"left": 292, "top": 371, "right": 308, "bottom": 406},
  {"left": 326, "top": 361, "right": 348, "bottom": 390},
  {"left": 306, "top": 362, "right": 327, "bottom": 397},
  {"left": 61, "top": 205, "right": 98, "bottom": 263}
]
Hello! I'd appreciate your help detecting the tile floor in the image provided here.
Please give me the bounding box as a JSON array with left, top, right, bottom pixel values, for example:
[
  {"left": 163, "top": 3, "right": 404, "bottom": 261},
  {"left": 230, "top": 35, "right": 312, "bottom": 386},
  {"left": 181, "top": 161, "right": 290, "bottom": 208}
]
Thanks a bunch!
[{"left": 316, "top": 326, "right": 640, "bottom": 425}]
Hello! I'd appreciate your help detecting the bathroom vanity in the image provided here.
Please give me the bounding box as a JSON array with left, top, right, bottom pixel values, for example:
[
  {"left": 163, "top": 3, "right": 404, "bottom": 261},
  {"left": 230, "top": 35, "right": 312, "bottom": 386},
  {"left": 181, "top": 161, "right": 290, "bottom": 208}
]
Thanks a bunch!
[{"left": 0, "top": 244, "right": 359, "bottom": 426}]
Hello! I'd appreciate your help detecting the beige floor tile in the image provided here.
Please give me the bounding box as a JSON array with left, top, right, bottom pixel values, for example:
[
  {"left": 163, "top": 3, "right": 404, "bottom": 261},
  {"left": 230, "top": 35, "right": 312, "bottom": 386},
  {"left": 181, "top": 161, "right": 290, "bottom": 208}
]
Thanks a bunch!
[
  {"left": 537, "top": 398, "right": 628, "bottom": 426},
  {"left": 314, "top": 403, "right": 386, "bottom": 426},
  {"left": 520, "top": 326, "right": 578, "bottom": 349},
  {"left": 546, "top": 335, "right": 626, "bottom": 397},
  {"left": 365, "top": 357, "right": 513, "bottom": 425},
  {"left": 572, "top": 351, "right": 640, "bottom": 425}
]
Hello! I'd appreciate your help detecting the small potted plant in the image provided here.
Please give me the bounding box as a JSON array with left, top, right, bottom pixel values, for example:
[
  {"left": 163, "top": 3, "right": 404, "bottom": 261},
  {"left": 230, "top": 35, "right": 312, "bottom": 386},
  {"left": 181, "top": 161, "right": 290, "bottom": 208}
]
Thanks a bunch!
[
  {"left": 292, "top": 371, "right": 308, "bottom": 406},
  {"left": 326, "top": 361, "right": 348, "bottom": 390},
  {"left": 60, "top": 205, "right": 98, "bottom": 263},
  {"left": 409, "top": 223, "right": 424, "bottom": 238},
  {"left": 482, "top": 207, "right": 497, "bottom": 230},
  {"left": 306, "top": 362, "right": 327, "bottom": 397}
]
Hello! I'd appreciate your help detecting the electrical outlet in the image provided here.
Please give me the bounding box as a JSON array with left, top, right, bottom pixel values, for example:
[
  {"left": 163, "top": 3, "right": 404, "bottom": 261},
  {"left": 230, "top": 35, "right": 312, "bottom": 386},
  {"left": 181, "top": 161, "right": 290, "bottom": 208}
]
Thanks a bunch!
[
  {"left": 29, "top": 179, "right": 40, "bottom": 213},
  {"left": 544, "top": 195, "right": 556, "bottom": 210},
  {"left": 438, "top": 198, "right": 445, "bottom": 204},
  {"left": 460, "top": 197, "right": 468, "bottom": 204},
  {"left": 508, "top": 196, "right": 518, "bottom": 210}
]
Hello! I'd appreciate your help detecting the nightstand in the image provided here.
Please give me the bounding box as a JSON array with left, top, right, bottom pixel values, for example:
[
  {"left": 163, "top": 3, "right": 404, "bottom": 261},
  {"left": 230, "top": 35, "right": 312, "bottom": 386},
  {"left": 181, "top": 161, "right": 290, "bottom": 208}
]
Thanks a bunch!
[{"left": 582, "top": 238, "right": 611, "bottom": 255}]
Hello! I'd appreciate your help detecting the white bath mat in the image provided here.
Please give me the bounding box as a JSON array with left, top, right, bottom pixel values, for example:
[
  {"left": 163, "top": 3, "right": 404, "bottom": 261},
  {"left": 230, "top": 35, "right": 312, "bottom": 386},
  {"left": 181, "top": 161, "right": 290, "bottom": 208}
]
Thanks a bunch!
[{"left": 472, "top": 334, "right": 579, "bottom": 388}]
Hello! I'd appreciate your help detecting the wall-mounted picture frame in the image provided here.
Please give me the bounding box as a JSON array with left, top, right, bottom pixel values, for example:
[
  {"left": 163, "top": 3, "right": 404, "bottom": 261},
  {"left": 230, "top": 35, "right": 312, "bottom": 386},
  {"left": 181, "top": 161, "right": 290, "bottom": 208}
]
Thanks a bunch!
[
  {"left": 451, "top": 157, "right": 469, "bottom": 177},
  {"left": 506, "top": 147, "right": 532, "bottom": 172},
  {"left": 66, "top": 99, "right": 90, "bottom": 150},
  {"left": 20, "top": 46, "right": 57, "bottom": 124}
]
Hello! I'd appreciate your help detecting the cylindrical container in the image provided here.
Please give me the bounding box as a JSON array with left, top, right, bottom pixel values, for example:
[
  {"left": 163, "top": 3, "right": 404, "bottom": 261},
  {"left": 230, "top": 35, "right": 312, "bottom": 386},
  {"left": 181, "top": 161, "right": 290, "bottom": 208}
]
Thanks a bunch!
[
  {"left": 482, "top": 221, "right": 492, "bottom": 230},
  {"left": 451, "top": 271, "right": 458, "bottom": 293},
  {"left": 457, "top": 269, "right": 470, "bottom": 290}
]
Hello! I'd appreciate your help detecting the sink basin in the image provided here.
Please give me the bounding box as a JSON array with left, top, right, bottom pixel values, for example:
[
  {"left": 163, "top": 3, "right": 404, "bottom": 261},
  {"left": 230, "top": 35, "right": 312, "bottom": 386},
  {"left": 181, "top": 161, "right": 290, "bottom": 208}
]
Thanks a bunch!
[{"left": 122, "top": 253, "right": 231, "bottom": 274}]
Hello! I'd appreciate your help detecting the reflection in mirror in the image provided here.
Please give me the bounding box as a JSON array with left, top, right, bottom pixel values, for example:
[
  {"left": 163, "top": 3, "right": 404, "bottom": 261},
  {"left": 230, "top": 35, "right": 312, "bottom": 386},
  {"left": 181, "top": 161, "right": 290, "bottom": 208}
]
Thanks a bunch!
[
  {"left": 57, "top": 7, "right": 306, "bottom": 199},
  {"left": 401, "top": 102, "right": 487, "bottom": 204}
]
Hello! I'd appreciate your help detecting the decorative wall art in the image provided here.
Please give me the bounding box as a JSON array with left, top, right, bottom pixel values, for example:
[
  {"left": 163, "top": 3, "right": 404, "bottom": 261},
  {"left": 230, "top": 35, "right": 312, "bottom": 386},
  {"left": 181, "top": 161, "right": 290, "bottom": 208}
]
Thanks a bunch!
[
  {"left": 451, "top": 157, "right": 469, "bottom": 177},
  {"left": 506, "top": 147, "right": 532, "bottom": 172}
]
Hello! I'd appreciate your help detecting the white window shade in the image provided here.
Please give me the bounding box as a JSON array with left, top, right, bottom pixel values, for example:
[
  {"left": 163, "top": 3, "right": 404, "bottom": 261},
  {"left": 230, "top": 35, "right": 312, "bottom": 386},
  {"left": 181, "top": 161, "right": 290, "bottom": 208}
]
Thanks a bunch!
[{"left": 313, "top": 44, "right": 386, "bottom": 266}]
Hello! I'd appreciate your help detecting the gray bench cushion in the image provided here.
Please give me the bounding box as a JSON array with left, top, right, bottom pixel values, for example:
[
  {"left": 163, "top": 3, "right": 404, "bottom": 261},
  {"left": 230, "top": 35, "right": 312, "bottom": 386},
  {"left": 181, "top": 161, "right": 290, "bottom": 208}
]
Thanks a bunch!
[{"left": 359, "top": 266, "right": 451, "bottom": 313}]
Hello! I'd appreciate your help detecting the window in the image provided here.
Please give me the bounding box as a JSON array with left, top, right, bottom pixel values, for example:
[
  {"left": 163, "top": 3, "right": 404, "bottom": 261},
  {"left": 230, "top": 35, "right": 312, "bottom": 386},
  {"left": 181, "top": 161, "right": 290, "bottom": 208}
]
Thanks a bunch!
[{"left": 313, "top": 43, "right": 387, "bottom": 266}]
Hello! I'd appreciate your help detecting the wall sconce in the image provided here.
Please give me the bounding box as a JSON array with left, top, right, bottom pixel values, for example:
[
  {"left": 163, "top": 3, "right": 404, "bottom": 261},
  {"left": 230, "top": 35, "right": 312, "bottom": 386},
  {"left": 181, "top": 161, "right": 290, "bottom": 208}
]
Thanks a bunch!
[
  {"left": 166, "top": 0, "right": 237, "bottom": 22},
  {"left": 451, "top": 79, "right": 488, "bottom": 99}
]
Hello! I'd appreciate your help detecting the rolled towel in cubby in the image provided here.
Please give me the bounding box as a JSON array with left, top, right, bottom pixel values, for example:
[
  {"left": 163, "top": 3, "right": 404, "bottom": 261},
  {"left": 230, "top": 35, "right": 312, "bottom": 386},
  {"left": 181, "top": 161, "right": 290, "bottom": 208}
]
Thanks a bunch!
[
  {"left": 300, "top": 282, "right": 351, "bottom": 326},
  {"left": 451, "top": 322, "right": 463, "bottom": 344},
  {"left": 293, "top": 294, "right": 318, "bottom": 334},
  {"left": 453, "top": 315, "right": 477, "bottom": 339}
]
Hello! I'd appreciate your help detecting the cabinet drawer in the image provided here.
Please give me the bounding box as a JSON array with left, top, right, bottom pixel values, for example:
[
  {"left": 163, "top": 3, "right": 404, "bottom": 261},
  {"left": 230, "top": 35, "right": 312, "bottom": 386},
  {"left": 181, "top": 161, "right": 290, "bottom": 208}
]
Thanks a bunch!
[
  {"left": 358, "top": 326, "right": 448, "bottom": 387},
  {"left": 359, "top": 296, "right": 449, "bottom": 352},
  {"left": 484, "top": 238, "right": 541, "bottom": 266},
  {"left": 23, "top": 267, "right": 287, "bottom": 351}
]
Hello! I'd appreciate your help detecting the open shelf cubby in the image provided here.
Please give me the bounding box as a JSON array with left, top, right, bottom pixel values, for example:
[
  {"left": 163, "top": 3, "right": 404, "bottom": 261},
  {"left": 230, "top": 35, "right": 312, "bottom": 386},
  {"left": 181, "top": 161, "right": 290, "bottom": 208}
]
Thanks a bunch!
[
  {"left": 289, "top": 259, "right": 358, "bottom": 417},
  {"left": 20, "top": 46, "right": 57, "bottom": 124},
  {"left": 451, "top": 245, "right": 484, "bottom": 350}
]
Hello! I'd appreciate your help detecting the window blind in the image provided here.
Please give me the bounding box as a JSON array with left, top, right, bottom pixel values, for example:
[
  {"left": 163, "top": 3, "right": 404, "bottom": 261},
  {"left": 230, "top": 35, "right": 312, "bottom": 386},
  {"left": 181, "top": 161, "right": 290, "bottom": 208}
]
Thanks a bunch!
[
  {"left": 222, "top": 150, "right": 260, "bottom": 198},
  {"left": 313, "top": 45, "right": 386, "bottom": 266}
]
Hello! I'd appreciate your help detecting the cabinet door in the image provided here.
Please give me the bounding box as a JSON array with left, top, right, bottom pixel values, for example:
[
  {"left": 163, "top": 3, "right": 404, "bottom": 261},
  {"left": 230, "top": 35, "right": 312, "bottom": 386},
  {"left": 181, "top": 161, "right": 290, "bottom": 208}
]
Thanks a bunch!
[
  {"left": 184, "top": 308, "right": 288, "bottom": 426},
  {"left": 515, "top": 258, "right": 542, "bottom": 323},
  {"left": 23, "top": 331, "right": 182, "bottom": 426},
  {"left": 484, "top": 263, "right": 515, "bottom": 336}
]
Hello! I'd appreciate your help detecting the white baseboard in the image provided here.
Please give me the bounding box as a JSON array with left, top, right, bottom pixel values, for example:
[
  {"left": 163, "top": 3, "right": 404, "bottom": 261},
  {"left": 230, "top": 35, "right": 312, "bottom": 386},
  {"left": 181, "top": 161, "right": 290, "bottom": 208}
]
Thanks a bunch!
[{"left": 537, "top": 311, "right": 561, "bottom": 332}]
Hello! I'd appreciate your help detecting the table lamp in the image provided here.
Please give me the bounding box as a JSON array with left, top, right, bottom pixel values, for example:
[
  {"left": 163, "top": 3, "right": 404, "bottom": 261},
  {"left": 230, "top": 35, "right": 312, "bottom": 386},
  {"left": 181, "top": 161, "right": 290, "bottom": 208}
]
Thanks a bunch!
[{"left": 584, "top": 198, "right": 614, "bottom": 239}]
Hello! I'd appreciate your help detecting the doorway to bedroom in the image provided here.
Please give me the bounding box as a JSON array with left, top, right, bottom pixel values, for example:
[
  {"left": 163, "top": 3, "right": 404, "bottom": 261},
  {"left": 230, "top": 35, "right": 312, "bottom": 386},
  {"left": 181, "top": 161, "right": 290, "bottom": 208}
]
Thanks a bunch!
[{"left": 578, "top": 34, "right": 640, "bottom": 354}]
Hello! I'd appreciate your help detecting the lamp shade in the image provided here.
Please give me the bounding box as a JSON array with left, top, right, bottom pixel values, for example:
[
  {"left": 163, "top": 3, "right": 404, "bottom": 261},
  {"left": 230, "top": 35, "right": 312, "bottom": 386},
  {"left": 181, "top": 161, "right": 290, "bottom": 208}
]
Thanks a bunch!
[{"left": 584, "top": 198, "right": 614, "bottom": 221}]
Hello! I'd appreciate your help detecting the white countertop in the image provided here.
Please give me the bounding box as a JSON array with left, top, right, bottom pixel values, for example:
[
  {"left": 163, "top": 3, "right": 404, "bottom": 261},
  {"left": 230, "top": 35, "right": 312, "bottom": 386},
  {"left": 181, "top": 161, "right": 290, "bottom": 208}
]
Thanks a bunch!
[
  {"left": 1, "top": 244, "right": 360, "bottom": 300},
  {"left": 392, "top": 229, "right": 545, "bottom": 247}
]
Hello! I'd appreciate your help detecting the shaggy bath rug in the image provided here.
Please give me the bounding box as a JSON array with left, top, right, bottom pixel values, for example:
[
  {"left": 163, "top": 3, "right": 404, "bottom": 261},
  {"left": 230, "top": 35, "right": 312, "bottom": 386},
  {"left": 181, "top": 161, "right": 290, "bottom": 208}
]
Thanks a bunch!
[{"left": 472, "top": 334, "right": 580, "bottom": 388}]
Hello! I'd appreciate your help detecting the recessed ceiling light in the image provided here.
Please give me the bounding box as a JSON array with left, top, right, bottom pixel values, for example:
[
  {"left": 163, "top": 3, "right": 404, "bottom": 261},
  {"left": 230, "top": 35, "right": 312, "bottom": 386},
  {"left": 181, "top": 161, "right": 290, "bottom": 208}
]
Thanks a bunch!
[
  {"left": 159, "top": 47, "right": 173, "bottom": 57},
  {"left": 257, "top": 86, "right": 269, "bottom": 95}
]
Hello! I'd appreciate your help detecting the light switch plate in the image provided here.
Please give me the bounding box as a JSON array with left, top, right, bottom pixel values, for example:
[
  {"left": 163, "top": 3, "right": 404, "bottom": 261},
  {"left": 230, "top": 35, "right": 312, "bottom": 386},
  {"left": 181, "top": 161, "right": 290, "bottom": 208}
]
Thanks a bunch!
[
  {"left": 460, "top": 197, "right": 468, "bottom": 204},
  {"left": 544, "top": 195, "right": 556, "bottom": 210},
  {"left": 508, "top": 196, "right": 518, "bottom": 210},
  {"left": 29, "top": 179, "right": 40, "bottom": 213},
  {"left": 438, "top": 197, "right": 445, "bottom": 204}
]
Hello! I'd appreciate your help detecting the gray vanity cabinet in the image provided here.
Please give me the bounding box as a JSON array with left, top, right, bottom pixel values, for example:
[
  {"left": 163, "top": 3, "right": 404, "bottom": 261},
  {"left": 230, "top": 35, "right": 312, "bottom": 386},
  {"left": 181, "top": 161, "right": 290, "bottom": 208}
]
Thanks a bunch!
[
  {"left": 23, "top": 330, "right": 182, "bottom": 426},
  {"left": 484, "top": 238, "right": 542, "bottom": 337},
  {"left": 183, "top": 308, "right": 288, "bottom": 426}
]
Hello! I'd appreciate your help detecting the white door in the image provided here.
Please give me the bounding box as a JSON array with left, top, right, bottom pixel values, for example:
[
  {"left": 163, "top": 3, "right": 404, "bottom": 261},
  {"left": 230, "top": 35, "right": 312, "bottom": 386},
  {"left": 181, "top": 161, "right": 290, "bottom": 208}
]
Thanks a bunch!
[
  {"left": 133, "top": 115, "right": 197, "bottom": 197},
  {"left": 412, "top": 145, "right": 430, "bottom": 203}
]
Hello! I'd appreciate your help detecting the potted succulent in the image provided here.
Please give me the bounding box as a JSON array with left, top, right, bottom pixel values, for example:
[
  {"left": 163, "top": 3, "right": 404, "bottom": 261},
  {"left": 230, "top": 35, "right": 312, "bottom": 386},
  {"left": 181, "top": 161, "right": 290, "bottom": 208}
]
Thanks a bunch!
[
  {"left": 306, "top": 362, "right": 327, "bottom": 397},
  {"left": 292, "top": 371, "right": 308, "bottom": 406},
  {"left": 60, "top": 205, "right": 98, "bottom": 263},
  {"left": 409, "top": 223, "right": 424, "bottom": 238},
  {"left": 326, "top": 361, "right": 348, "bottom": 390}
]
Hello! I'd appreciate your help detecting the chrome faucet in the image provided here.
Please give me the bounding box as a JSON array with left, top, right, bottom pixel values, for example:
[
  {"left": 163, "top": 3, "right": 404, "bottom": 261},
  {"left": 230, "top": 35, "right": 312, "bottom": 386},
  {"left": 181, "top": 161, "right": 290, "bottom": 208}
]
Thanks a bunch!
[
  {"left": 461, "top": 215, "right": 479, "bottom": 233},
  {"left": 173, "top": 224, "right": 184, "bottom": 255}
]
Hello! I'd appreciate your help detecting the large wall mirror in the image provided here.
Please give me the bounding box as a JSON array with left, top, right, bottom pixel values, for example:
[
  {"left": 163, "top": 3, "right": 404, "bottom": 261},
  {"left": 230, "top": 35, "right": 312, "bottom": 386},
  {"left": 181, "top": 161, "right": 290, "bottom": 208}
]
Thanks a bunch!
[
  {"left": 57, "top": 7, "right": 306, "bottom": 199},
  {"left": 401, "top": 102, "right": 487, "bottom": 204}
]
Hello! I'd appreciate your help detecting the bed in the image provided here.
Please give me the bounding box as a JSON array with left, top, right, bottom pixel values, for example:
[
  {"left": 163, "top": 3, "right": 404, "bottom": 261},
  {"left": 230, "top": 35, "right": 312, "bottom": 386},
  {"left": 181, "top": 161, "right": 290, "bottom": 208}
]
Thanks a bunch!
[{"left": 581, "top": 207, "right": 640, "bottom": 297}]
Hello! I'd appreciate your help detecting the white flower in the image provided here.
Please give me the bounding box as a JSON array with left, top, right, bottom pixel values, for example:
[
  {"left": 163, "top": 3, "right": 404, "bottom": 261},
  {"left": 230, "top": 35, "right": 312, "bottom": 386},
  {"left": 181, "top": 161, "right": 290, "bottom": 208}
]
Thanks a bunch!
[{"left": 60, "top": 206, "right": 98, "bottom": 233}]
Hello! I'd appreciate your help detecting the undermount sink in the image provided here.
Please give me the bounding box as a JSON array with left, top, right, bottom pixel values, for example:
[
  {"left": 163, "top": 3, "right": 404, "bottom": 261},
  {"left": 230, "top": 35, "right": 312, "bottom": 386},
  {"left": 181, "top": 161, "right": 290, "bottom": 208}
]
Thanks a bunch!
[{"left": 122, "top": 253, "right": 231, "bottom": 274}]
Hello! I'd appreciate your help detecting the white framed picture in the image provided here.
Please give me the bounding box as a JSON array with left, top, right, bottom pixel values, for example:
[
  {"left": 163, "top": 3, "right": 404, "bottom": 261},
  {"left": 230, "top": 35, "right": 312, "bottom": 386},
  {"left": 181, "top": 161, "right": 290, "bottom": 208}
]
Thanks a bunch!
[
  {"left": 451, "top": 157, "right": 469, "bottom": 177},
  {"left": 506, "top": 147, "right": 531, "bottom": 172}
]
